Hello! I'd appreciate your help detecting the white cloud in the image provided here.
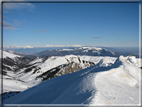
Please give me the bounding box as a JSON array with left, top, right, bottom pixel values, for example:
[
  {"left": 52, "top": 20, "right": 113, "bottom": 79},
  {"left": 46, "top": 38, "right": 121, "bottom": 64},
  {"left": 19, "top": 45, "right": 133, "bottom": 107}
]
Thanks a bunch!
[
  {"left": 3, "top": 0, "right": 35, "bottom": 11},
  {"left": 14, "top": 20, "right": 22, "bottom": 26},
  {"left": 91, "top": 37, "right": 102, "bottom": 39},
  {"left": 3, "top": 21, "right": 11, "bottom": 27},
  {"left": 0, "top": 0, "right": 35, "bottom": 30},
  {"left": 4, "top": 15, "right": 9, "bottom": 19},
  {"left": 3, "top": 21, "right": 17, "bottom": 30},
  {"left": 42, "top": 30, "right": 48, "bottom": 32},
  {"left": 4, "top": 26, "right": 17, "bottom": 30},
  {"left": 2, "top": 19, "right": 22, "bottom": 30},
  {"left": 33, "top": 30, "right": 40, "bottom": 33},
  {"left": 33, "top": 30, "right": 49, "bottom": 33}
]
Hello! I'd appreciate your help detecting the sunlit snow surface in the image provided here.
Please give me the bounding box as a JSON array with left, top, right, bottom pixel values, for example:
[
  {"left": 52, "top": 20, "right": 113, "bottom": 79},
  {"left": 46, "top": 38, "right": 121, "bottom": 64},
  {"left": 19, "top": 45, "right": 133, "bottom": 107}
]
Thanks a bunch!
[{"left": 3, "top": 55, "right": 141, "bottom": 106}]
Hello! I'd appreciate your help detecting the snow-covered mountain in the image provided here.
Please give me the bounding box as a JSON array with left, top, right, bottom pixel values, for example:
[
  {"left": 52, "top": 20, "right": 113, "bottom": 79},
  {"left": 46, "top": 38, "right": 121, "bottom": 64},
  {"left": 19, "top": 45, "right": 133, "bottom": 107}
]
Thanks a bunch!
[
  {"left": 1, "top": 50, "right": 112, "bottom": 93},
  {"left": 0, "top": 50, "right": 37, "bottom": 93},
  {"left": 0, "top": 50, "right": 22, "bottom": 59},
  {"left": 35, "top": 47, "right": 117, "bottom": 57},
  {"left": 4, "top": 45, "right": 118, "bottom": 56},
  {"left": 2, "top": 54, "right": 116, "bottom": 93},
  {"left": 3, "top": 45, "right": 83, "bottom": 55},
  {"left": 3, "top": 55, "right": 141, "bottom": 105},
  {"left": 4, "top": 45, "right": 139, "bottom": 58},
  {"left": 1, "top": 48, "right": 141, "bottom": 105}
]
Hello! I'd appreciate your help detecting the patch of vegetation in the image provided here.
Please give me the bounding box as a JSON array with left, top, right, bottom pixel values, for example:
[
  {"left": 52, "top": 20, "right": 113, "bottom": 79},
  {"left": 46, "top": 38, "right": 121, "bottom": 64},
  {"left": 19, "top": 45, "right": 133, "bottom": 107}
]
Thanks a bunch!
[
  {"left": 2, "top": 70, "right": 7, "bottom": 75},
  {"left": 78, "top": 57, "right": 81, "bottom": 63},
  {"left": 24, "top": 66, "right": 37, "bottom": 73},
  {"left": 3, "top": 65, "right": 11, "bottom": 70},
  {"left": 36, "top": 64, "right": 67, "bottom": 81},
  {"left": 33, "top": 67, "right": 41, "bottom": 74},
  {"left": 43, "top": 67, "right": 60, "bottom": 81},
  {"left": 36, "top": 60, "right": 95, "bottom": 82},
  {"left": 89, "top": 61, "right": 95, "bottom": 66},
  {"left": 3, "top": 58, "right": 16, "bottom": 66}
]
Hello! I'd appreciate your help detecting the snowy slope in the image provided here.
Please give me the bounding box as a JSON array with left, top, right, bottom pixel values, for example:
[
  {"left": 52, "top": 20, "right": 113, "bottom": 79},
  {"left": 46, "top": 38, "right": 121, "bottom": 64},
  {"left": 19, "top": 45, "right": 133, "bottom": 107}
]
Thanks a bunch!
[
  {"left": 29, "top": 57, "right": 43, "bottom": 65},
  {"left": 0, "top": 50, "right": 27, "bottom": 92},
  {"left": 1, "top": 55, "right": 117, "bottom": 94},
  {"left": 2, "top": 75, "right": 30, "bottom": 93},
  {"left": 0, "top": 50, "right": 21, "bottom": 59},
  {"left": 0, "top": 69, "right": 34, "bottom": 93},
  {"left": 13, "top": 55, "right": 95, "bottom": 84},
  {"left": 12, "top": 55, "right": 117, "bottom": 86},
  {"left": 0, "top": 50, "right": 37, "bottom": 93},
  {"left": 3, "top": 55, "right": 141, "bottom": 105}
]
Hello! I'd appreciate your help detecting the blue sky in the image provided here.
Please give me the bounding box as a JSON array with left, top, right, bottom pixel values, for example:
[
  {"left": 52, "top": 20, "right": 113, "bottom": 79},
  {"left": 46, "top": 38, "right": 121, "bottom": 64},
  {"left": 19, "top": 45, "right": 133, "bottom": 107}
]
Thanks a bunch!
[{"left": 3, "top": 2, "right": 139, "bottom": 47}]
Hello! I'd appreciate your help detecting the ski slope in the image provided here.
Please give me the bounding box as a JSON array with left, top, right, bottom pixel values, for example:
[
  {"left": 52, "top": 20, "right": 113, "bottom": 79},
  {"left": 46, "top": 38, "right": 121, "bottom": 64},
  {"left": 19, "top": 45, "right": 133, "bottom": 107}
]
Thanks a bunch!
[{"left": 3, "top": 55, "right": 141, "bottom": 106}]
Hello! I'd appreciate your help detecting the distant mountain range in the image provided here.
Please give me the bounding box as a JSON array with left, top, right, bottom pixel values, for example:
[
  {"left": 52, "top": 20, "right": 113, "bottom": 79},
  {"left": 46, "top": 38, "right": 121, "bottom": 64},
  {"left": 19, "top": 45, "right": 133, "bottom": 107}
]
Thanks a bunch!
[
  {"left": 3, "top": 45, "right": 140, "bottom": 58},
  {"left": 4, "top": 45, "right": 83, "bottom": 49},
  {"left": 3, "top": 45, "right": 83, "bottom": 54},
  {"left": 35, "top": 47, "right": 118, "bottom": 57}
]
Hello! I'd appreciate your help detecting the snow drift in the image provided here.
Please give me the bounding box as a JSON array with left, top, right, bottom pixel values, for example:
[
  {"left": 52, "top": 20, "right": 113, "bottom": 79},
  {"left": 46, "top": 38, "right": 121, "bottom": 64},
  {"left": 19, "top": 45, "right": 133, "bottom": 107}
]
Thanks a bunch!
[{"left": 3, "top": 55, "right": 141, "bottom": 106}]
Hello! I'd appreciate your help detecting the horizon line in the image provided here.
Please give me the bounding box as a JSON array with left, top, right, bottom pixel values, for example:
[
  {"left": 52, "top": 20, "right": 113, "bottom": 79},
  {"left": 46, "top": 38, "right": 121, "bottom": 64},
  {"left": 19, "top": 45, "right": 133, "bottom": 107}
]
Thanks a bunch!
[{"left": 2, "top": 45, "right": 140, "bottom": 49}]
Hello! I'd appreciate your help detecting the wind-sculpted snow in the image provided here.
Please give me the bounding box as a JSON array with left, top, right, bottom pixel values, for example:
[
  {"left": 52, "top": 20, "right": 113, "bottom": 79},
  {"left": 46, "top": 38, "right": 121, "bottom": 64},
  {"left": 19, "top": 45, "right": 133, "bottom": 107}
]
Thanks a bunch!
[{"left": 3, "top": 55, "right": 141, "bottom": 105}]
